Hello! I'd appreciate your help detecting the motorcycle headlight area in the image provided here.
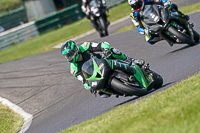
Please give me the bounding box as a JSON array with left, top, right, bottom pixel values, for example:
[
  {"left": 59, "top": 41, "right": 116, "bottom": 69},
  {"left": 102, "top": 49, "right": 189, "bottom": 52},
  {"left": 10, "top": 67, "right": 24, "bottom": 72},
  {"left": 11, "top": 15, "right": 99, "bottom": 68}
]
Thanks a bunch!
[
  {"left": 88, "top": 80, "right": 99, "bottom": 87},
  {"left": 88, "top": 80, "right": 105, "bottom": 90},
  {"left": 91, "top": 7, "right": 99, "bottom": 12},
  {"left": 91, "top": 7, "right": 100, "bottom": 16}
]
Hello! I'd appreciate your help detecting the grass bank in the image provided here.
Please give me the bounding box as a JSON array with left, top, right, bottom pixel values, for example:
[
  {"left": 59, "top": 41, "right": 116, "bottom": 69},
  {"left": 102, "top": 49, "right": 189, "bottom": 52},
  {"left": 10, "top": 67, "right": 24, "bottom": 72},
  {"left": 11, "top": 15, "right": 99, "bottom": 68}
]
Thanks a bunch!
[
  {"left": 61, "top": 72, "right": 200, "bottom": 133},
  {"left": 0, "top": 102, "right": 24, "bottom": 133}
]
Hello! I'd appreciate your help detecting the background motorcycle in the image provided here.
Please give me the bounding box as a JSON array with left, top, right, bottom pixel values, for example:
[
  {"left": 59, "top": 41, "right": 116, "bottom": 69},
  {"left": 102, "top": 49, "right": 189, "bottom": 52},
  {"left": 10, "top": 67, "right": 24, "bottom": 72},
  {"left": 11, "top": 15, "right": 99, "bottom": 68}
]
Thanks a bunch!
[
  {"left": 142, "top": 4, "right": 200, "bottom": 46},
  {"left": 82, "top": 55, "right": 163, "bottom": 97},
  {"left": 89, "top": 0, "right": 109, "bottom": 37}
]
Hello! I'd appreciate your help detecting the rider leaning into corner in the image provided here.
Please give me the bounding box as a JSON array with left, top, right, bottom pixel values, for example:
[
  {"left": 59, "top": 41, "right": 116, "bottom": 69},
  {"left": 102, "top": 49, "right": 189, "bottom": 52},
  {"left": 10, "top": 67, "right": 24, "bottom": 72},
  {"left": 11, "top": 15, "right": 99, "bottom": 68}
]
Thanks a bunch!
[
  {"left": 61, "top": 40, "right": 145, "bottom": 98},
  {"left": 128, "top": 0, "right": 190, "bottom": 45},
  {"left": 81, "top": 0, "right": 110, "bottom": 28}
]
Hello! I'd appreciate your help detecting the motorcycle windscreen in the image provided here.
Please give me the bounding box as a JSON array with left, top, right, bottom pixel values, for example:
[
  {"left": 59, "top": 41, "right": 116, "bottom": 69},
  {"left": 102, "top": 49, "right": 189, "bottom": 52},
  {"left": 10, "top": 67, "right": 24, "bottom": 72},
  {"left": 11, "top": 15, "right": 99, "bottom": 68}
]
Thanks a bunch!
[
  {"left": 160, "top": 6, "right": 170, "bottom": 23},
  {"left": 142, "top": 5, "right": 161, "bottom": 25},
  {"left": 90, "top": 1, "right": 96, "bottom": 7},
  {"left": 82, "top": 58, "right": 110, "bottom": 90},
  {"left": 89, "top": 0, "right": 103, "bottom": 17},
  {"left": 132, "top": 63, "right": 153, "bottom": 89}
]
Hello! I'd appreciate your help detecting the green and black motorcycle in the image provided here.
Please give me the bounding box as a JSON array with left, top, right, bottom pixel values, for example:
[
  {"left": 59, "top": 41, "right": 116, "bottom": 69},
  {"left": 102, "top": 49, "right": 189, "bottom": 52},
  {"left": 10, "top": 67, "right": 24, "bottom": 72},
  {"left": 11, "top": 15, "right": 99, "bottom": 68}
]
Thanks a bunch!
[
  {"left": 142, "top": 4, "right": 199, "bottom": 46},
  {"left": 82, "top": 55, "right": 163, "bottom": 97}
]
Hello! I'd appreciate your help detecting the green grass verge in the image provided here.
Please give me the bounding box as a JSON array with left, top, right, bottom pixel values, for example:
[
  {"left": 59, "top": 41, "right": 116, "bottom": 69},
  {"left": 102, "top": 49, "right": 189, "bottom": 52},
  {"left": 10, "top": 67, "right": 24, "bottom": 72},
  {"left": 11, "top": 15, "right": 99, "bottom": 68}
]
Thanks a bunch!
[
  {"left": 117, "top": 2, "right": 200, "bottom": 33},
  {"left": 0, "top": 102, "right": 24, "bottom": 133},
  {"left": 61, "top": 72, "right": 200, "bottom": 133}
]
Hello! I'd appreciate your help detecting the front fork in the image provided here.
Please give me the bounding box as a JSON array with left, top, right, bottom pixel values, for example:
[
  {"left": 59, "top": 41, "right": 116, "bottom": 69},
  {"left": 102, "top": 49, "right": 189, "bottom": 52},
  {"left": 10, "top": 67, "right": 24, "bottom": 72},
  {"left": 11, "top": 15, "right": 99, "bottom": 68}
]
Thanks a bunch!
[
  {"left": 167, "top": 18, "right": 195, "bottom": 40},
  {"left": 187, "top": 23, "right": 194, "bottom": 40}
]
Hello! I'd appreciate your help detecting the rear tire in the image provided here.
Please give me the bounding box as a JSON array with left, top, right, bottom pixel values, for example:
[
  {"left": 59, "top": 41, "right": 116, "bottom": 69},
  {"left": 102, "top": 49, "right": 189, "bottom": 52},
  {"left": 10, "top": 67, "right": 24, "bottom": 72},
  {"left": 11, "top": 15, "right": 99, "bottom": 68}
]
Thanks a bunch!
[
  {"left": 110, "top": 78, "right": 148, "bottom": 97},
  {"left": 168, "top": 26, "right": 196, "bottom": 46}
]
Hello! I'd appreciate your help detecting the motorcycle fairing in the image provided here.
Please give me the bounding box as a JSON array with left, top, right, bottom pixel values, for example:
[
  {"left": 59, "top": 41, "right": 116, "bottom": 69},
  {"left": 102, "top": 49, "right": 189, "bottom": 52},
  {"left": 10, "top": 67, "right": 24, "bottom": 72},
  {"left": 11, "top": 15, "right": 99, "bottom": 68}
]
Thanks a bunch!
[
  {"left": 86, "top": 58, "right": 104, "bottom": 81},
  {"left": 142, "top": 5, "right": 170, "bottom": 33},
  {"left": 142, "top": 5, "right": 161, "bottom": 25},
  {"left": 109, "top": 59, "right": 153, "bottom": 89},
  {"left": 131, "top": 63, "right": 151, "bottom": 89},
  {"left": 82, "top": 57, "right": 110, "bottom": 90},
  {"left": 89, "top": 0, "right": 104, "bottom": 17}
]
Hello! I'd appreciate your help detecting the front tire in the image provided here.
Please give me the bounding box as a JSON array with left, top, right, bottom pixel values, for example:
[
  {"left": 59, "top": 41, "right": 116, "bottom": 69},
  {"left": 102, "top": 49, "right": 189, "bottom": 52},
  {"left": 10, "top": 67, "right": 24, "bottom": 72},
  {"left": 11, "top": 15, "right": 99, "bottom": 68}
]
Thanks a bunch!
[
  {"left": 168, "top": 26, "right": 196, "bottom": 46},
  {"left": 110, "top": 78, "right": 148, "bottom": 97},
  {"left": 193, "top": 30, "right": 200, "bottom": 43},
  {"left": 99, "top": 16, "right": 108, "bottom": 37},
  {"left": 151, "top": 72, "right": 163, "bottom": 89}
]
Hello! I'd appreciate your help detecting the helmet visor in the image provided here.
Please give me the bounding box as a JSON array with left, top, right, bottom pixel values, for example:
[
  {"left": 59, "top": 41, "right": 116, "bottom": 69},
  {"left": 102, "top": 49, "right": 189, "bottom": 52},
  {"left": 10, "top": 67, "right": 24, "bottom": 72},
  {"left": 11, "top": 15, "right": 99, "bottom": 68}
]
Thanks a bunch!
[
  {"left": 131, "top": 0, "right": 143, "bottom": 10},
  {"left": 64, "top": 49, "right": 78, "bottom": 62}
]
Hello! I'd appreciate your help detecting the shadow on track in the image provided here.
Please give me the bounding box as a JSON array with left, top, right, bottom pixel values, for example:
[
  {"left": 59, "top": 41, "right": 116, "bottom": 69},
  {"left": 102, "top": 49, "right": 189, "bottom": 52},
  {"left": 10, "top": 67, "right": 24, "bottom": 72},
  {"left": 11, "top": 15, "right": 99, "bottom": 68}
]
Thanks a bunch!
[
  {"left": 167, "top": 42, "right": 200, "bottom": 54},
  {"left": 114, "top": 96, "right": 139, "bottom": 107},
  {"left": 114, "top": 82, "right": 175, "bottom": 107}
]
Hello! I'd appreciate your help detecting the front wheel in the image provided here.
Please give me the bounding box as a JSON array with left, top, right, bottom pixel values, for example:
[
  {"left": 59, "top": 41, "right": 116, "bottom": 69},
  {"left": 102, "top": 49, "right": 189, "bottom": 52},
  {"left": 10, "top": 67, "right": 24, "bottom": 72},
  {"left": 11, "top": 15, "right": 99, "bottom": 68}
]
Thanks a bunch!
[
  {"left": 168, "top": 26, "right": 196, "bottom": 46},
  {"left": 110, "top": 78, "right": 148, "bottom": 97},
  {"left": 151, "top": 72, "right": 163, "bottom": 89},
  {"left": 193, "top": 30, "right": 200, "bottom": 43},
  {"left": 99, "top": 17, "right": 108, "bottom": 37}
]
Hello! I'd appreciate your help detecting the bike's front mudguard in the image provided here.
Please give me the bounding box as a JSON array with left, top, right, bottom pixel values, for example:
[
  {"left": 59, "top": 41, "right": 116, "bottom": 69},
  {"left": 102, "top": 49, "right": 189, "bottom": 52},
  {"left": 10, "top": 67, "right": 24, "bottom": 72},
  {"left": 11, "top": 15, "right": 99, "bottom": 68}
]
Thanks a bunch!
[{"left": 131, "top": 63, "right": 154, "bottom": 89}]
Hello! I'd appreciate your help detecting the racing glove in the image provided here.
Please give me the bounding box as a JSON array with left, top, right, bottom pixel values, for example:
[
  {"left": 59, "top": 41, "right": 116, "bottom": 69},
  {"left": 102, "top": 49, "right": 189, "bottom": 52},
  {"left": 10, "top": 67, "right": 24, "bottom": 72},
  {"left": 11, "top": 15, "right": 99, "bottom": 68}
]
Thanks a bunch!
[
  {"left": 164, "top": 1, "right": 171, "bottom": 8},
  {"left": 103, "top": 48, "right": 112, "bottom": 57}
]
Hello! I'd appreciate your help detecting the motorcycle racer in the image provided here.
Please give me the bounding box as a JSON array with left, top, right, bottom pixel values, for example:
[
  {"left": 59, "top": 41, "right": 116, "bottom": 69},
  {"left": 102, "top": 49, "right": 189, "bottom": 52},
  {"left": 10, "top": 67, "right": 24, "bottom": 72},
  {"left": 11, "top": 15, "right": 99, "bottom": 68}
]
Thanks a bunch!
[
  {"left": 81, "top": 0, "right": 110, "bottom": 29},
  {"left": 61, "top": 40, "right": 144, "bottom": 98},
  {"left": 82, "top": 0, "right": 106, "bottom": 16},
  {"left": 128, "top": 0, "right": 189, "bottom": 45}
]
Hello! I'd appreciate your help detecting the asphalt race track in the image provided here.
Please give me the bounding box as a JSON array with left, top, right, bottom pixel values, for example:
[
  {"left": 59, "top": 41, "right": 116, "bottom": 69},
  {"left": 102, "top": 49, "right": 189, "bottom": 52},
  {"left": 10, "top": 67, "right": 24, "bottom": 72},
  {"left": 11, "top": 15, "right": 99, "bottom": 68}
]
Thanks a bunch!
[{"left": 0, "top": 1, "right": 200, "bottom": 133}]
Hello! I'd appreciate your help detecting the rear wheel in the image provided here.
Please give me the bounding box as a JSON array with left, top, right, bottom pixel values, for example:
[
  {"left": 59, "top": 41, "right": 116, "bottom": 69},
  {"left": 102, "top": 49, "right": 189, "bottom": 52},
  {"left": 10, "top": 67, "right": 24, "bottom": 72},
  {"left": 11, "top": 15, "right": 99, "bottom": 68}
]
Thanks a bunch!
[
  {"left": 168, "top": 26, "right": 196, "bottom": 46},
  {"left": 110, "top": 78, "right": 148, "bottom": 97}
]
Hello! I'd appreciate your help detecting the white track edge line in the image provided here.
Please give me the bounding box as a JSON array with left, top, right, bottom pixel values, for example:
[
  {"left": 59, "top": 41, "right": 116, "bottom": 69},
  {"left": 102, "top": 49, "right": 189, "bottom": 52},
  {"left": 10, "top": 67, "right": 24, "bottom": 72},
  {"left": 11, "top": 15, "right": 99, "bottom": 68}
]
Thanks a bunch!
[{"left": 0, "top": 96, "right": 33, "bottom": 133}]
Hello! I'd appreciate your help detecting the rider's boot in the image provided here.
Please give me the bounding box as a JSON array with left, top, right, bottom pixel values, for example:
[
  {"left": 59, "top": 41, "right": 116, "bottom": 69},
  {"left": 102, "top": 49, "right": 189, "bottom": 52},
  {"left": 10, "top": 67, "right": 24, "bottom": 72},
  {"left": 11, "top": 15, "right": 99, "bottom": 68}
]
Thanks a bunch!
[
  {"left": 132, "top": 59, "right": 145, "bottom": 67},
  {"left": 125, "top": 57, "right": 144, "bottom": 67}
]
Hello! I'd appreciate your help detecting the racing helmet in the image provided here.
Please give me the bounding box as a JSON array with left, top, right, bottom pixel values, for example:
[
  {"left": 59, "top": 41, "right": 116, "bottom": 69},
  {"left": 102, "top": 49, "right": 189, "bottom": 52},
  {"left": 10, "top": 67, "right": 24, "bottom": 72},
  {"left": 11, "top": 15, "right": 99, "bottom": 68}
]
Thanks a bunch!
[
  {"left": 128, "top": 0, "right": 144, "bottom": 11},
  {"left": 61, "top": 40, "right": 79, "bottom": 63}
]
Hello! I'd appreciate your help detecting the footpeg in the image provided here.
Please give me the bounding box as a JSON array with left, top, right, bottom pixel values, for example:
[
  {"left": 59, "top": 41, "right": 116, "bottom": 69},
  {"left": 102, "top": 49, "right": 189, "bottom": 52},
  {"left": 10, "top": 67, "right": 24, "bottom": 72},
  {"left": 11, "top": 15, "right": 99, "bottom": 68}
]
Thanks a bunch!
[{"left": 129, "top": 75, "right": 134, "bottom": 82}]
